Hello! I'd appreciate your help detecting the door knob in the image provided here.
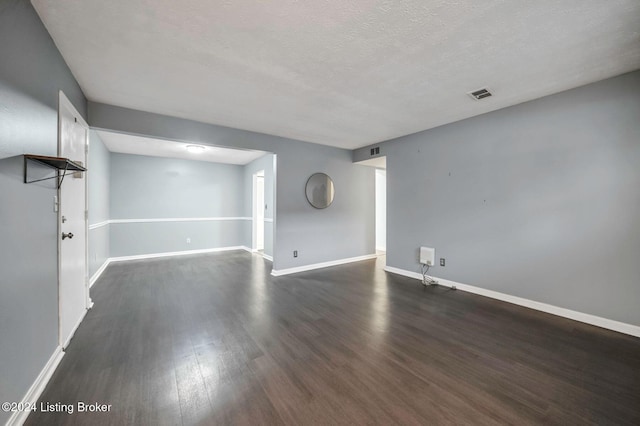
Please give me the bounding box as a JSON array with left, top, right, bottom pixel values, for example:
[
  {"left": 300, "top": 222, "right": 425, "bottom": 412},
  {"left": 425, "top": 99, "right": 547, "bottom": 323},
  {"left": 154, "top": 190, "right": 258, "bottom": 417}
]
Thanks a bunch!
[{"left": 62, "top": 232, "right": 74, "bottom": 240}]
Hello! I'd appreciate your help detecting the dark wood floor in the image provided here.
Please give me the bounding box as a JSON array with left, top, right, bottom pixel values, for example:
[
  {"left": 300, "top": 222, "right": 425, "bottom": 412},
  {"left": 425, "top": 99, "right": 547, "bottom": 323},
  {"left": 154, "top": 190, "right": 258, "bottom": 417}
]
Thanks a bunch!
[{"left": 28, "top": 251, "right": 640, "bottom": 425}]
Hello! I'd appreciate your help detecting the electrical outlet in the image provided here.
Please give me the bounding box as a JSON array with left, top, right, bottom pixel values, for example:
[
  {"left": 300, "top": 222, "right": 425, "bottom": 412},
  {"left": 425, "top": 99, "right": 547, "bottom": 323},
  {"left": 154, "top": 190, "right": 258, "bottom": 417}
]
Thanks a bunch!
[
  {"left": 293, "top": 250, "right": 298, "bottom": 258},
  {"left": 186, "top": 238, "right": 191, "bottom": 244},
  {"left": 440, "top": 258, "right": 445, "bottom": 267}
]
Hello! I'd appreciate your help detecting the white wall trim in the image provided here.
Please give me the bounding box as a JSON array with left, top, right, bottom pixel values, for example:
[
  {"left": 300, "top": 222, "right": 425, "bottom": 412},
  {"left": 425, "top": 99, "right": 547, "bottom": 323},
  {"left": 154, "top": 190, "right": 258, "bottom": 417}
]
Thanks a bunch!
[
  {"left": 272, "top": 254, "right": 377, "bottom": 277},
  {"left": 384, "top": 266, "right": 640, "bottom": 338},
  {"left": 6, "top": 346, "right": 65, "bottom": 426},
  {"left": 90, "top": 217, "right": 251, "bottom": 228},
  {"left": 241, "top": 246, "right": 272, "bottom": 262},
  {"left": 89, "top": 259, "right": 111, "bottom": 287},
  {"left": 264, "top": 218, "right": 274, "bottom": 223},
  {"left": 61, "top": 307, "right": 88, "bottom": 350},
  {"left": 109, "top": 217, "right": 251, "bottom": 224},
  {"left": 88, "top": 220, "right": 109, "bottom": 230},
  {"left": 383, "top": 266, "right": 426, "bottom": 281},
  {"left": 109, "top": 246, "right": 247, "bottom": 262}
]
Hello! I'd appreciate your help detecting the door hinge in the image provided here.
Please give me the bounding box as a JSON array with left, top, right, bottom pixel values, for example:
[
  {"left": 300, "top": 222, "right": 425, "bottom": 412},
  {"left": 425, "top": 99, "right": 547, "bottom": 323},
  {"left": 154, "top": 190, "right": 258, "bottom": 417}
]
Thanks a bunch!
[{"left": 85, "top": 210, "right": 88, "bottom": 221}]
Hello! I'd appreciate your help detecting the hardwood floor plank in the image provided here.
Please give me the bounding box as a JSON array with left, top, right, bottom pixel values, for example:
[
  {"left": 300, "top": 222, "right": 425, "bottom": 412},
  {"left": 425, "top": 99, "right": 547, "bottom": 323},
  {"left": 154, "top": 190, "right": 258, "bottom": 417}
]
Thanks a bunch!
[{"left": 25, "top": 251, "right": 640, "bottom": 425}]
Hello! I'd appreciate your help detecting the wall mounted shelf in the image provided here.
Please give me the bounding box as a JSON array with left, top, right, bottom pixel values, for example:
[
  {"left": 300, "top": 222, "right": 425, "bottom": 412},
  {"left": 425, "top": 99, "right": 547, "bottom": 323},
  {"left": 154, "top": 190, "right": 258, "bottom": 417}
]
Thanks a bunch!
[{"left": 24, "top": 154, "right": 86, "bottom": 189}]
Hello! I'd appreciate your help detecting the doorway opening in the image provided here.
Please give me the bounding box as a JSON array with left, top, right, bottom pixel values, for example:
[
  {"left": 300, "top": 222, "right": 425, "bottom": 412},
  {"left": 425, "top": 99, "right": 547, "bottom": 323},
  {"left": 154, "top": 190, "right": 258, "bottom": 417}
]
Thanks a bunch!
[
  {"left": 253, "top": 170, "right": 265, "bottom": 252},
  {"left": 375, "top": 169, "right": 386, "bottom": 255}
]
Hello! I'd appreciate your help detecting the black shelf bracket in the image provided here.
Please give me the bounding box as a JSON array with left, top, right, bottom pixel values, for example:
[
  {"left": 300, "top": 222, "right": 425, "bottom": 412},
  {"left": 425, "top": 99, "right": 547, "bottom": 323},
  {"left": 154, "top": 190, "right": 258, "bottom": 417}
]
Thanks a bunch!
[{"left": 24, "top": 154, "right": 87, "bottom": 189}]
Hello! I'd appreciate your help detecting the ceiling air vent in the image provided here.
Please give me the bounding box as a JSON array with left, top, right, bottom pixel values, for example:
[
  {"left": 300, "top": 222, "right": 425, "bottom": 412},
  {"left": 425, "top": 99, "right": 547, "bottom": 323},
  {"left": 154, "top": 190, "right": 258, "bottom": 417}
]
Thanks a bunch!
[{"left": 468, "top": 87, "right": 492, "bottom": 100}]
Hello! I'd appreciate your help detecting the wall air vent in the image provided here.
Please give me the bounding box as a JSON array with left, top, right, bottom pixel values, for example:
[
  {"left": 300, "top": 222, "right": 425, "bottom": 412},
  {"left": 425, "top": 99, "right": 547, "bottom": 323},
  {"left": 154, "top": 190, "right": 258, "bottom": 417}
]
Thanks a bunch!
[
  {"left": 370, "top": 147, "right": 380, "bottom": 156},
  {"left": 468, "top": 87, "right": 492, "bottom": 100}
]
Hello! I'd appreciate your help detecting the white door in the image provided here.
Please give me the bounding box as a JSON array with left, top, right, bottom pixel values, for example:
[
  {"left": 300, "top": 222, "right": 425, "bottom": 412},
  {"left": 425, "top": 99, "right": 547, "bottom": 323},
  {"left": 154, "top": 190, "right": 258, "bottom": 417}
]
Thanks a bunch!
[
  {"left": 256, "top": 176, "right": 265, "bottom": 250},
  {"left": 58, "top": 92, "right": 89, "bottom": 349}
]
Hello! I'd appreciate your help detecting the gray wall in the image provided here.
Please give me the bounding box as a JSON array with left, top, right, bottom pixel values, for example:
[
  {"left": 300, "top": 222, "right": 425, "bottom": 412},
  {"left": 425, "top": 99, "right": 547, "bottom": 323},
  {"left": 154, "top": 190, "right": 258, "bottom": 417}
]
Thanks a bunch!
[
  {"left": 109, "top": 153, "right": 246, "bottom": 257},
  {"left": 354, "top": 71, "right": 640, "bottom": 326},
  {"left": 0, "top": 0, "right": 87, "bottom": 422},
  {"left": 88, "top": 131, "right": 110, "bottom": 277},
  {"left": 243, "top": 154, "right": 275, "bottom": 257},
  {"left": 89, "top": 103, "right": 376, "bottom": 270}
]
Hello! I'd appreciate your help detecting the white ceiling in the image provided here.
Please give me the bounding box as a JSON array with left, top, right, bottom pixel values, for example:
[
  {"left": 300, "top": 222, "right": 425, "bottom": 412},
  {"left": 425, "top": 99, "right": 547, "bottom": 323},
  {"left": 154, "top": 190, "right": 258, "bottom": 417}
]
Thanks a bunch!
[
  {"left": 97, "top": 131, "right": 267, "bottom": 165},
  {"left": 34, "top": 1, "right": 640, "bottom": 150}
]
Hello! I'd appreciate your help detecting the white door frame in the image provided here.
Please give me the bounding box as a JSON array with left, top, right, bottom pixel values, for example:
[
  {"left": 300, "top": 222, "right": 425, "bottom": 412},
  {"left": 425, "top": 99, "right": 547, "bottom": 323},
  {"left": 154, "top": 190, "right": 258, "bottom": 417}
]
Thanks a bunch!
[
  {"left": 57, "top": 91, "right": 91, "bottom": 349},
  {"left": 252, "top": 170, "right": 265, "bottom": 252},
  {"left": 375, "top": 168, "right": 387, "bottom": 253}
]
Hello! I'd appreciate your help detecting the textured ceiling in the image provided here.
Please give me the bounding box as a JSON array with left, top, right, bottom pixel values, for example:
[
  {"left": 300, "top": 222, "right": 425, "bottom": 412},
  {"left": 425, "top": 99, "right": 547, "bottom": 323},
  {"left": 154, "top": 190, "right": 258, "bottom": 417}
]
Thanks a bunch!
[
  {"left": 98, "top": 131, "right": 267, "bottom": 165},
  {"left": 33, "top": 0, "right": 640, "bottom": 149}
]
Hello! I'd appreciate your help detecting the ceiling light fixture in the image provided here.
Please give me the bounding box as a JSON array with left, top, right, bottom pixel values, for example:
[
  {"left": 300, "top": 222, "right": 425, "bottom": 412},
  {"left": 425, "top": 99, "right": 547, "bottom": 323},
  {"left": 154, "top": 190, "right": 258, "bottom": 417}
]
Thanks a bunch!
[{"left": 186, "top": 145, "right": 205, "bottom": 153}]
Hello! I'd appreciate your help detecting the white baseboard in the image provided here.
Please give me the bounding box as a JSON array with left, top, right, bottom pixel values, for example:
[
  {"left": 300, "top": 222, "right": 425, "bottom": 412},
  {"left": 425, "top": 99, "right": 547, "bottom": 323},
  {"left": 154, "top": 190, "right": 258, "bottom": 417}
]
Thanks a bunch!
[
  {"left": 384, "top": 266, "right": 640, "bottom": 338},
  {"left": 383, "top": 266, "right": 424, "bottom": 281},
  {"left": 89, "top": 258, "right": 111, "bottom": 288},
  {"left": 90, "top": 247, "right": 255, "bottom": 288},
  {"left": 272, "top": 254, "right": 377, "bottom": 277},
  {"left": 241, "top": 246, "right": 272, "bottom": 262},
  {"left": 109, "top": 246, "right": 247, "bottom": 263},
  {"left": 6, "top": 346, "right": 65, "bottom": 426},
  {"left": 61, "top": 307, "right": 89, "bottom": 350}
]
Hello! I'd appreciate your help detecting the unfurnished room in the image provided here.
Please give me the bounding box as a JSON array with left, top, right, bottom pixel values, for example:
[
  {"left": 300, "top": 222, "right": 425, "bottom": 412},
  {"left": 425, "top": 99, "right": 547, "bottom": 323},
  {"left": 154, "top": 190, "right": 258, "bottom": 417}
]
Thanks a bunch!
[{"left": 1, "top": 0, "right": 640, "bottom": 425}]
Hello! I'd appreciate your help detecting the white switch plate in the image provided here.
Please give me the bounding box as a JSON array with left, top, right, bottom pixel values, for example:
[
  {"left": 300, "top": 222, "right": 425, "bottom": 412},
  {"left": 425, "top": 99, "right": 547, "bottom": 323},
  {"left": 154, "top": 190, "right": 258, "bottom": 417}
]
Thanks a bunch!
[{"left": 186, "top": 238, "right": 191, "bottom": 244}]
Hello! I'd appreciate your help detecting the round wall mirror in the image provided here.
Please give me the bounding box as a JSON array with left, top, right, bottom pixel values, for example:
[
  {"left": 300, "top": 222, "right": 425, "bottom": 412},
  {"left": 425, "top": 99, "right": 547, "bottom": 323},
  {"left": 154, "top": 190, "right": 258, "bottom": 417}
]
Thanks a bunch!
[{"left": 305, "top": 173, "right": 335, "bottom": 209}]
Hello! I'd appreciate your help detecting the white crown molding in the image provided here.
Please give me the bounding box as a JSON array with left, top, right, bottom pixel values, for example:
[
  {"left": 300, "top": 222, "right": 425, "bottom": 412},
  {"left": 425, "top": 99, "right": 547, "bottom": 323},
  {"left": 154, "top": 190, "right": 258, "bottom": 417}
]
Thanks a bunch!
[
  {"left": 383, "top": 266, "right": 640, "bottom": 338},
  {"left": 272, "top": 254, "right": 376, "bottom": 276}
]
